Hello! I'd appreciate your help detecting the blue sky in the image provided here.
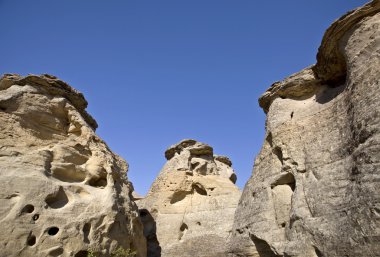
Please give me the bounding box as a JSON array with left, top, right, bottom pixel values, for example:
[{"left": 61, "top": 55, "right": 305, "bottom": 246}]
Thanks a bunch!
[{"left": 0, "top": 0, "right": 368, "bottom": 194}]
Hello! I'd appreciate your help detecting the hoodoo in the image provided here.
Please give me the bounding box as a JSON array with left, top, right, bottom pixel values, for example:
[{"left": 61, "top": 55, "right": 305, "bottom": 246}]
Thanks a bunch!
[{"left": 138, "top": 139, "right": 241, "bottom": 257}]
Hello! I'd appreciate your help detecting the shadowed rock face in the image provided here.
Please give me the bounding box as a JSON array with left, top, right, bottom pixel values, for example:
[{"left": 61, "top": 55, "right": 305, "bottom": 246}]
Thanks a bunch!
[
  {"left": 0, "top": 74, "right": 146, "bottom": 257},
  {"left": 138, "top": 139, "right": 241, "bottom": 257},
  {"left": 228, "top": 1, "right": 380, "bottom": 257}
]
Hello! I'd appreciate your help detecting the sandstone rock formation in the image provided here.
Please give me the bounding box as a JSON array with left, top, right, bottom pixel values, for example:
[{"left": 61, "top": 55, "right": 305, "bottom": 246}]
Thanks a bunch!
[
  {"left": 138, "top": 139, "right": 241, "bottom": 257},
  {"left": 228, "top": 1, "right": 380, "bottom": 257},
  {"left": 0, "top": 74, "right": 146, "bottom": 257}
]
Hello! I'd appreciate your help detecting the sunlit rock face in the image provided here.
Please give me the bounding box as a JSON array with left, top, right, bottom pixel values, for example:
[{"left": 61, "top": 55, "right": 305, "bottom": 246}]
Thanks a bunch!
[
  {"left": 0, "top": 74, "right": 146, "bottom": 257},
  {"left": 228, "top": 1, "right": 380, "bottom": 257},
  {"left": 138, "top": 139, "right": 241, "bottom": 257}
]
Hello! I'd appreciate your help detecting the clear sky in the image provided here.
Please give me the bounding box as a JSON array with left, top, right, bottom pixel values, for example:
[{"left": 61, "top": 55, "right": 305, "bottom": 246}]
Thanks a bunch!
[{"left": 0, "top": 0, "right": 368, "bottom": 194}]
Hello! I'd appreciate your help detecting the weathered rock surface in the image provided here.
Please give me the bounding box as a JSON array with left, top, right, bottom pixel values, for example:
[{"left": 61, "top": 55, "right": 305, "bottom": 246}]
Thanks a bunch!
[
  {"left": 228, "top": 1, "right": 380, "bottom": 257},
  {"left": 138, "top": 139, "right": 241, "bottom": 257},
  {"left": 0, "top": 74, "right": 146, "bottom": 257}
]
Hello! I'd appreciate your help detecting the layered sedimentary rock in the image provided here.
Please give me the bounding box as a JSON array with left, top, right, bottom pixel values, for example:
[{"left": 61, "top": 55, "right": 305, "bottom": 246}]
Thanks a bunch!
[
  {"left": 138, "top": 139, "right": 241, "bottom": 257},
  {"left": 228, "top": 1, "right": 380, "bottom": 257},
  {"left": 0, "top": 74, "right": 146, "bottom": 257}
]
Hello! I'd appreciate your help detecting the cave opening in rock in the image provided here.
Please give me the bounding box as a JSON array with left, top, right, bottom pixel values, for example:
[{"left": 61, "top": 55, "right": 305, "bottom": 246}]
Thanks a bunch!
[{"left": 48, "top": 227, "right": 59, "bottom": 236}]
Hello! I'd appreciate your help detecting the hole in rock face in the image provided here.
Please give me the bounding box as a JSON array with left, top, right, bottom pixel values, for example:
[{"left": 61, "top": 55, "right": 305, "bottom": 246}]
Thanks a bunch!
[
  {"left": 83, "top": 223, "right": 91, "bottom": 243},
  {"left": 229, "top": 173, "right": 237, "bottom": 184},
  {"left": 45, "top": 187, "right": 69, "bottom": 209},
  {"left": 0, "top": 106, "right": 7, "bottom": 111},
  {"left": 32, "top": 214, "right": 39, "bottom": 221},
  {"left": 49, "top": 247, "right": 64, "bottom": 256},
  {"left": 180, "top": 223, "right": 188, "bottom": 232},
  {"left": 178, "top": 222, "right": 188, "bottom": 241},
  {"left": 21, "top": 204, "right": 34, "bottom": 214},
  {"left": 139, "top": 210, "right": 148, "bottom": 217},
  {"left": 89, "top": 177, "right": 107, "bottom": 188},
  {"left": 281, "top": 222, "right": 286, "bottom": 228},
  {"left": 196, "top": 221, "right": 201, "bottom": 226},
  {"left": 74, "top": 250, "right": 89, "bottom": 257},
  {"left": 192, "top": 183, "right": 207, "bottom": 196},
  {"left": 27, "top": 235, "right": 36, "bottom": 246},
  {"left": 191, "top": 162, "right": 199, "bottom": 170},
  {"left": 290, "top": 111, "right": 294, "bottom": 119},
  {"left": 271, "top": 172, "right": 296, "bottom": 192},
  {"left": 48, "top": 227, "right": 59, "bottom": 236}
]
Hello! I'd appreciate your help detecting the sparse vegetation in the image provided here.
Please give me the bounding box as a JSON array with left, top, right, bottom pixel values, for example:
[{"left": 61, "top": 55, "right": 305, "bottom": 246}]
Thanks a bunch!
[{"left": 87, "top": 247, "right": 136, "bottom": 257}]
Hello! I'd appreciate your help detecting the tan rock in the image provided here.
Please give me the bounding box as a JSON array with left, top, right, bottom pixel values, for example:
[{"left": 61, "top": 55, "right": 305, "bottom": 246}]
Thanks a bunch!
[
  {"left": 0, "top": 74, "right": 146, "bottom": 257},
  {"left": 138, "top": 139, "right": 241, "bottom": 257},
  {"left": 228, "top": 1, "right": 380, "bottom": 257}
]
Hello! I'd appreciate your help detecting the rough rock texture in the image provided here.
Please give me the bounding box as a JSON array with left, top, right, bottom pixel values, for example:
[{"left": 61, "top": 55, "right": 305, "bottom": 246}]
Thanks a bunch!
[
  {"left": 229, "top": 1, "right": 380, "bottom": 257},
  {"left": 0, "top": 74, "right": 146, "bottom": 257},
  {"left": 138, "top": 139, "right": 241, "bottom": 257}
]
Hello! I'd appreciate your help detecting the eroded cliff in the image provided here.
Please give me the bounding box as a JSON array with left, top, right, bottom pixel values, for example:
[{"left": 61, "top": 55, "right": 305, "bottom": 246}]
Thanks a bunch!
[
  {"left": 228, "top": 1, "right": 380, "bottom": 257},
  {"left": 0, "top": 74, "right": 146, "bottom": 257}
]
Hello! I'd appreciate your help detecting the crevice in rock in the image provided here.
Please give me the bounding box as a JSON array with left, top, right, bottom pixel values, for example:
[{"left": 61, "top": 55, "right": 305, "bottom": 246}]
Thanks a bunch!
[
  {"left": 272, "top": 147, "right": 283, "bottom": 165},
  {"left": 313, "top": 246, "right": 323, "bottom": 257},
  {"left": 83, "top": 223, "right": 91, "bottom": 243},
  {"left": 266, "top": 132, "right": 273, "bottom": 147},
  {"left": 138, "top": 209, "right": 161, "bottom": 257},
  {"left": 250, "top": 235, "right": 281, "bottom": 257}
]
